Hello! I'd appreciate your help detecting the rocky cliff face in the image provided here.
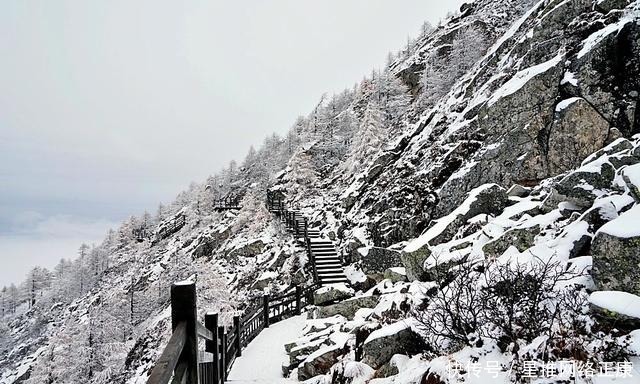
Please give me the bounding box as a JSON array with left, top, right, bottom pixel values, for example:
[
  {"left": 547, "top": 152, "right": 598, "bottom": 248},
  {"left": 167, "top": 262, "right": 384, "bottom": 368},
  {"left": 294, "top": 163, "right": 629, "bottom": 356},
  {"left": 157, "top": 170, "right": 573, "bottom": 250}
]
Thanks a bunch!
[{"left": 333, "top": 0, "right": 640, "bottom": 250}]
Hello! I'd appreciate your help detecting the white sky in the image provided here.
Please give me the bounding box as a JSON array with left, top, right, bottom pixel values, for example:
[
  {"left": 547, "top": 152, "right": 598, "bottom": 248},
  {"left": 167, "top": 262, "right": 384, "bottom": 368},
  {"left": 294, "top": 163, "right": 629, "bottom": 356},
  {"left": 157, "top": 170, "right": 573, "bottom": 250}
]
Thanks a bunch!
[{"left": 0, "top": 0, "right": 465, "bottom": 286}]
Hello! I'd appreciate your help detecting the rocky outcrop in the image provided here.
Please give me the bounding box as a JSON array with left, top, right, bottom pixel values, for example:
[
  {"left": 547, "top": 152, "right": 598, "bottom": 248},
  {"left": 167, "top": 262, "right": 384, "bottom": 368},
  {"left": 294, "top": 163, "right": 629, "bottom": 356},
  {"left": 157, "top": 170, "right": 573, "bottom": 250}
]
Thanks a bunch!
[
  {"left": 591, "top": 207, "right": 640, "bottom": 296},
  {"left": 313, "top": 284, "right": 354, "bottom": 306},
  {"left": 432, "top": 184, "right": 509, "bottom": 246},
  {"left": 482, "top": 225, "right": 540, "bottom": 258},
  {"left": 544, "top": 160, "right": 616, "bottom": 209},
  {"left": 546, "top": 98, "right": 610, "bottom": 174},
  {"left": 312, "top": 295, "right": 379, "bottom": 320},
  {"left": 298, "top": 346, "right": 346, "bottom": 381},
  {"left": 361, "top": 322, "right": 425, "bottom": 369},
  {"left": 226, "top": 239, "right": 266, "bottom": 259},
  {"left": 400, "top": 245, "right": 431, "bottom": 282},
  {"left": 361, "top": 247, "right": 403, "bottom": 274}
]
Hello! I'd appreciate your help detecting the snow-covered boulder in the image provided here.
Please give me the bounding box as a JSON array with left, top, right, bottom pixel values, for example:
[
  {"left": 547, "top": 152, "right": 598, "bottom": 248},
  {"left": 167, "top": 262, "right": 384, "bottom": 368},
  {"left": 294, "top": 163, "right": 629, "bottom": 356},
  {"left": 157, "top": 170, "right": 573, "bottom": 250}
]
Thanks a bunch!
[
  {"left": 591, "top": 205, "right": 640, "bottom": 296},
  {"left": 298, "top": 345, "right": 346, "bottom": 381},
  {"left": 313, "top": 284, "right": 354, "bottom": 306},
  {"left": 621, "top": 163, "right": 640, "bottom": 202},
  {"left": 416, "top": 184, "right": 509, "bottom": 247},
  {"left": 361, "top": 320, "right": 425, "bottom": 369},
  {"left": 507, "top": 184, "right": 530, "bottom": 197},
  {"left": 589, "top": 290, "right": 640, "bottom": 331},
  {"left": 226, "top": 239, "right": 266, "bottom": 259},
  {"left": 374, "top": 354, "right": 409, "bottom": 378},
  {"left": 401, "top": 184, "right": 508, "bottom": 281},
  {"left": 482, "top": 225, "right": 540, "bottom": 258},
  {"left": 400, "top": 244, "right": 431, "bottom": 282},
  {"left": 544, "top": 159, "right": 616, "bottom": 209},
  {"left": 312, "top": 295, "right": 379, "bottom": 320}
]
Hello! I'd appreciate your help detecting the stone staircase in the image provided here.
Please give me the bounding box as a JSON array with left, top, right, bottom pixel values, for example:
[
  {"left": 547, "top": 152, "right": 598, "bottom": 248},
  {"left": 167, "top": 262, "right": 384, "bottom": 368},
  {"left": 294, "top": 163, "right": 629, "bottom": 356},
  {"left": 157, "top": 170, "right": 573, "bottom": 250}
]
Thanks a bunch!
[
  {"left": 266, "top": 190, "right": 348, "bottom": 286},
  {"left": 307, "top": 238, "right": 348, "bottom": 284}
]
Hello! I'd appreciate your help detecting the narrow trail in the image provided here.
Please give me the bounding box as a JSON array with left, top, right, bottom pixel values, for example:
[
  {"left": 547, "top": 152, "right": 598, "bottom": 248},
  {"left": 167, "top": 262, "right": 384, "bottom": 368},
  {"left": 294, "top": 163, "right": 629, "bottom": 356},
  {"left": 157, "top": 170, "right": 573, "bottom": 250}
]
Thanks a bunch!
[{"left": 226, "top": 315, "right": 306, "bottom": 383}]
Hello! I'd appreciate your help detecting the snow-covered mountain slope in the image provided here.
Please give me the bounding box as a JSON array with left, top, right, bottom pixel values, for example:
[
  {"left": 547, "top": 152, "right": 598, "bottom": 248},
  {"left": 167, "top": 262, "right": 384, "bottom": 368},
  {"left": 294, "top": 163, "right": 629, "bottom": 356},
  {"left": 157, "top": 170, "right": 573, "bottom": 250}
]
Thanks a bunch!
[{"left": 1, "top": 0, "right": 640, "bottom": 383}]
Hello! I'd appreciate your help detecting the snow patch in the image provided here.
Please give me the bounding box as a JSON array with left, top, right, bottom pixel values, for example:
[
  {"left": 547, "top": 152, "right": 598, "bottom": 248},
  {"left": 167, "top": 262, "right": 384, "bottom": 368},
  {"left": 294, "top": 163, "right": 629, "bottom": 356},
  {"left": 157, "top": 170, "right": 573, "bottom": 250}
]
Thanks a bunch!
[
  {"left": 488, "top": 53, "right": 564, "bottom": 106},
  {"left": 597, "top": 204, "right": 640, "bottom": 238},
  {"left": 555, "top": 97, "right": 581, "bottom": 111},
  {"left": 589, "top": 291, "right": 640, "bottom": 318}
]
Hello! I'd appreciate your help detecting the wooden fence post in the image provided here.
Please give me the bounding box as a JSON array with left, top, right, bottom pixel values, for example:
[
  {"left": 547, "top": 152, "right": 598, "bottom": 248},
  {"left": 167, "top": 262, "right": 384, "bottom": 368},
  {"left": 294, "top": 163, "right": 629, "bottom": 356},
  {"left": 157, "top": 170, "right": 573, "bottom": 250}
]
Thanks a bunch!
[
  {"left": 218, "top": 326, "right": 226, "bottom": 381},
  {"left": 170, "top": 282, "right": 199, "bottom": 384},
  {"left": 263, "top": 294, "right": 270, "bottom": 328},
  {"left": 205, "top": 313, "right": 219, "bottom": 384},
  {"left": 355, "top": 328, "right": 365, "bottom": 362},
  {"left": 295, "top": 285, "right": 302, "bottom": 315},
  {"left": 233, "top": 315, "right": 241, "bottom": 357}
]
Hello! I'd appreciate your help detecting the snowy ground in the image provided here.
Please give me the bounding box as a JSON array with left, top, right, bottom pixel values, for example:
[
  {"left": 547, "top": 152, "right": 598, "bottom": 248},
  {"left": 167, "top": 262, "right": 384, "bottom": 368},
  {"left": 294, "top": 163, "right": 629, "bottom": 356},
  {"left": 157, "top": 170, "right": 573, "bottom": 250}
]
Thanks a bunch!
[{"left": 226, "top": 315, "right": 306, "bottom": 383}]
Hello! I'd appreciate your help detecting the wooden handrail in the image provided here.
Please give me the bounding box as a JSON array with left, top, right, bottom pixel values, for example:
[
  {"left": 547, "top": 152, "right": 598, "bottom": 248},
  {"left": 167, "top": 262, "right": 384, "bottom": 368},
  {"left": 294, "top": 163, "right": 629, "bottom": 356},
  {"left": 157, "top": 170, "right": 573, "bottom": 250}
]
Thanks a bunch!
[
  {"left": 197, "top": 322, "right": 213, "bottom": 341},
  {"left": 146, "top": 322, "right": 188, "bottom": 384},
  {"left": 147, "top": 281, "right": 318, "bottom": 384}
]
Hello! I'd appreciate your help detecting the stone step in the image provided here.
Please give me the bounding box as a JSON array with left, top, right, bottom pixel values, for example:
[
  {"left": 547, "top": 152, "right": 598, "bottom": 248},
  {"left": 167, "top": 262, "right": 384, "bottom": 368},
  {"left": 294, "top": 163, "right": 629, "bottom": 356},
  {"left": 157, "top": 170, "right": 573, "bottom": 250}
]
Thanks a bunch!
[
  {"left": 309, "top": 246, "right": 336, "bottom": 251},
  {"left": 318, "top": 276, "right": 349, "bottom": 284},
  {"left": 313, "top": 256, "right": 340, "bottom": 261},
  {"left": 318, "top": 271, "right": 346, "bottom": 279},
  {"left": 316, "top": 268, "right": 345, "bottom": 274},
  {"left": 312, "top": 252, "right": 339, "bottom": 257},
  {"left": 315, "top": 260, "right": 342, "bottom": 266}
]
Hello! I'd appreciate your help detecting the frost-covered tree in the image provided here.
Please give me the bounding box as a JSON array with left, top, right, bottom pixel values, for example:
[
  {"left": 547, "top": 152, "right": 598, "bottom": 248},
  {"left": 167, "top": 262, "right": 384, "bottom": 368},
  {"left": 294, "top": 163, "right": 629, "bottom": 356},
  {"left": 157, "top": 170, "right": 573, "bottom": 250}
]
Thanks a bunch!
[
  {"left": 77, "top": 243, "right": 90, "bottom": 295},
  {"left": 419, "top": 25, "right": 489, "bottom": 109},
  {"left": 342, "top": 99, "right": 386, "bottom": 178},
  {"left": 285, "top": 148, "right": 320, "bottom": 198},
  {"left": 24, "top": 266, "right": 51, "bottom": 308},
  {"left": 232, "top": 190, "right": 270, "bottom": 233}
]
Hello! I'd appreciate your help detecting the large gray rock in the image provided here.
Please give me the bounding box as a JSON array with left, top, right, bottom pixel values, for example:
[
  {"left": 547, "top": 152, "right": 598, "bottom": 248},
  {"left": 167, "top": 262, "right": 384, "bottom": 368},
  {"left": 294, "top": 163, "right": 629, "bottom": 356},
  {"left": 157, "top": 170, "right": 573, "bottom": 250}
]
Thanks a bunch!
[
  {"left": 401, "top": 184, "right": 509, "bottom": 280},
  {"left": 591, "top": 217, "right": 640, "bottom": 296},
  {"left": 400, "top": 244, "right": 431, "bottom": 282},
  {"left": 482, "top": 225, "right": 540, "bottom": 258},
  {"left": 312, "top": 296, "right": 379, "bottom": 320},
  {"left": 313, "top": 284, "right": 354, "bottom": 306},
  {"left": 572, "top": 17, "right": 640, "bottom": 138},
  {"left": 361, "top": 247, "right": 403, "bottom": 274},
  {"left": 288, "top": 338, "right": 332, "bottom": 367},
  {"left": 431, "top": 184, "right": 509, "bottom": 246},
  {"left": 507, "top": 184, "right": 531, "bottom": 198},
  {"left": 545, "top": 161, "right": 616, "bottom": 209},
  {"left": 226, "top": 239, "right": 266, "bottom": 259},
  {"left": 298, "top": 346, "right": 345, "bottom": 381},
  {"left": 362, "top": 324, "right": 425, "bottom": 369},
  {"left": 191, "top": 228, "right": 231, "bottom": 258},
  {"left": 546, "top": 98, "right": 610, "bottom": 174}
]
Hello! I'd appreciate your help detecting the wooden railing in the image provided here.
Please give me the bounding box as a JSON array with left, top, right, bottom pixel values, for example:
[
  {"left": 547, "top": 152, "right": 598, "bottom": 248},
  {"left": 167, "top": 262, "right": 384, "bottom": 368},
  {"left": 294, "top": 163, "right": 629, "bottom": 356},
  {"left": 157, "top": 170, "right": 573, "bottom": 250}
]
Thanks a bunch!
[
  {"left": 147, "top": 281, "right": 317, "bottom": 384},
  {"left": 267, "top": 190, "right": 319, "bottom": 283},
  {"left": 213, "top": 195, "right": 242, "bottom": 210}
]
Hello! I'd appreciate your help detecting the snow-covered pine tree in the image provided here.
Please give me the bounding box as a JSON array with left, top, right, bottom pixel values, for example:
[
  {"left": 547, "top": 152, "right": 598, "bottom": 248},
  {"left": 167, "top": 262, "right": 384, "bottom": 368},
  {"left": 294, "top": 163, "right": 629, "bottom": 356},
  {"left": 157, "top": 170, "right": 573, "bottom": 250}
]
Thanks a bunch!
[
  {"left": 342, "top": 99, "right": 385, "bottom": 178},
  {"left": 418, "top": 24, "right": 489, "bottom": 109}
]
